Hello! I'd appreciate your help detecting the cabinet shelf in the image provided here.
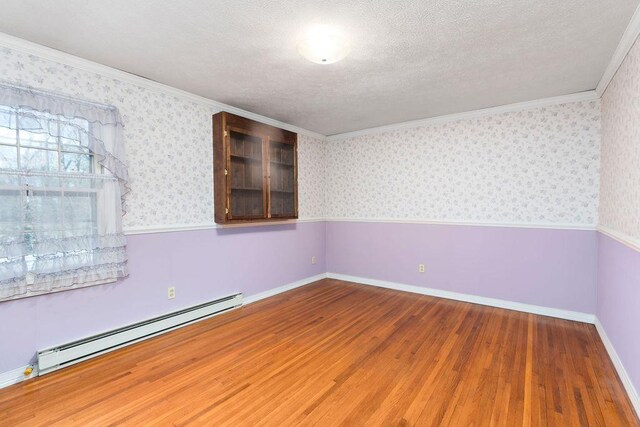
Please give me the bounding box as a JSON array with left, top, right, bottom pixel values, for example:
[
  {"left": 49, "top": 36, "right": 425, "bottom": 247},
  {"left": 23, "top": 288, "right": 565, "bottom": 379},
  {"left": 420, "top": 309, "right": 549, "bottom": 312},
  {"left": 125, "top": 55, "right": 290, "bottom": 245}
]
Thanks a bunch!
[
  {"left": 231, "top": 154, "right": 262, "bottom": 162},
  {"left": 213, "top": 111, "right": 298, "bottom": 224}
]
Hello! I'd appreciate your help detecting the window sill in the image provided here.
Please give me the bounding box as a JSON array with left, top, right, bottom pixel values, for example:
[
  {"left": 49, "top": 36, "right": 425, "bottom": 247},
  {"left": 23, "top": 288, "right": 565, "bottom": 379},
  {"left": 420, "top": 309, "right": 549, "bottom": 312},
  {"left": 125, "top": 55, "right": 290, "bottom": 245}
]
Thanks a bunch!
[{"left": 1, "top": 277, "right": 120, "bottom": 302}]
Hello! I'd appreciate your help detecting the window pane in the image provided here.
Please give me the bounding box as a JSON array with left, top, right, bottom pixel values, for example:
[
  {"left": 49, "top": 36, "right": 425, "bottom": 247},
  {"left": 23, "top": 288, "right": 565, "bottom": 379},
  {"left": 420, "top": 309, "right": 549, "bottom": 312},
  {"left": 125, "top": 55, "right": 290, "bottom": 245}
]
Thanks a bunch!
[
  {"left": 0, "top": 107, "right": 17, "bottom": 146},
  {"left": 0, "top": 126, "right": 16, "bottom": 146},
  {"left": 60, "top": 120, "right": 91, "bottom": 153},
  {"left": 63, "top": 192, "right": 97, "bottom": 233},
  {"left": 0, "top": 145, "right": 18, "bottom": 169},
  {"left": 61, "top": 142, "right": 91, "bottom": 154},
  {"left": 60, "top": 152, "right": 93, "bottom": 173},
  {"left": 27, "top": 190, "right": 63, "bottom": 228},
  {"left": 19, "top": 129, "right": 59, "bottom": 150},
  {"left": 0, "top": 189, "right": 21, "bottom": 233},
  {"left": 20, "top": 148, "right": 59, "bottom": 172}
]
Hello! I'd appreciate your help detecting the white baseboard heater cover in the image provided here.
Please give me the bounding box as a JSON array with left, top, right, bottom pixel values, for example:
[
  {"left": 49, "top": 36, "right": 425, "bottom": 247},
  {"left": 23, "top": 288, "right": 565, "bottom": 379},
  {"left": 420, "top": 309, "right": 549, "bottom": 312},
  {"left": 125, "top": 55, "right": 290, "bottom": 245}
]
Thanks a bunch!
[{"left": 37, "top": 293, "right": 243, "bottom": 375}]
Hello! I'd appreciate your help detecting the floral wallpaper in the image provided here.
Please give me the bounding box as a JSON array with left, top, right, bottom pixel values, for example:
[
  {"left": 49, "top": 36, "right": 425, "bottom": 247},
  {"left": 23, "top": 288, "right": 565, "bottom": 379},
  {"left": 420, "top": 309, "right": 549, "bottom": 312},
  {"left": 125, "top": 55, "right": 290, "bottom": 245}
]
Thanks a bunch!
[
  {"left": 0, "top": 44, "right": 604, "bottom": 229},
  {"left": 600, "top": 38, "right": 640, "bottom": 241},
  {"left": 297, "top": 134, "right": 326, "bottom": 218},
  {"left": 326, "top": 101, "right": 601, "bottom": 225},
  {"left": 0, "top": 46, "right": 325, "bottom": 228}
]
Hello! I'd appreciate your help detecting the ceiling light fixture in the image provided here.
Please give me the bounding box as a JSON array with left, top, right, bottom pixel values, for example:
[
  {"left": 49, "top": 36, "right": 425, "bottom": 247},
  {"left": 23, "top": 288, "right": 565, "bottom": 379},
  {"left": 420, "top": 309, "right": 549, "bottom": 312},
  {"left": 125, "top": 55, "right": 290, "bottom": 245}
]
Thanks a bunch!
[{"left": 297, "top": 25, "right": 350, "bottom": 65}]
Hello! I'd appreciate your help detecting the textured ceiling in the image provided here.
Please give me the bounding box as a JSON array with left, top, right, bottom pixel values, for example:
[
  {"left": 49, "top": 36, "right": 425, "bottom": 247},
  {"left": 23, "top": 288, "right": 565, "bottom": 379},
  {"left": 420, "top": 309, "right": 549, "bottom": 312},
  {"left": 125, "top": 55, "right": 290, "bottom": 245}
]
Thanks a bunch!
[{"left": 0, "top": 0, "right": 638, "bottom": 135}]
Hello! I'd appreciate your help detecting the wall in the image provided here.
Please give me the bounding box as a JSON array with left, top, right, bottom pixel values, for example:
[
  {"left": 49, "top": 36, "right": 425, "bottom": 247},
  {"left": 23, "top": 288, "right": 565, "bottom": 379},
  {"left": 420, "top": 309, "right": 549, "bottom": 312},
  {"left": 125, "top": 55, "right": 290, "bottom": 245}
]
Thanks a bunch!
[
  {"left": 327, "top": 223, "right": 597, "bottom": 313},
  {"left": 326, "top": 101, "right": 600, "bottom": 225},
  {"left": 0, "top": 44, "right": 327, "bottom": 374},
  {"left": 325, "top": 100, "right": 601, "bottom": 314},
  {"left": 0, "top": 46, "right": 327, "bottom": 227},
  {"left": 0, "top": 36, "right": 622, "bottom": 389},
  {"left": 1, "top": 223, "right": 326, "bottom": 373},
  {"left": 598, "top": 36, "right": 640, "bottom": 404}
]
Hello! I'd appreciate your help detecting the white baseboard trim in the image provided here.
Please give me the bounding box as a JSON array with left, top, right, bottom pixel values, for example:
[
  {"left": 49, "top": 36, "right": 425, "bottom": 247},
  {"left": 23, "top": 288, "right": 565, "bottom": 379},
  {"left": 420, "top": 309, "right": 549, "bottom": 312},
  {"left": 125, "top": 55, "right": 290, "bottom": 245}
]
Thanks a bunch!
[
  {"left": 594, "top": 317, "right": 640, "bottom": 417},
  {"left": 0, "top": 274, "right": 327, "bottom": 390},
  {"left": 243, "top": 273, "right": 328, "bottom": 305},
  {"left": 326, "top": 273, "right": 595, "bottom": 324},
  {"left": 0, "top": 365, "right": 37, "bottom": 390},
  {"left": 4, "top": 273, "right": 635, "bottom": 423}
]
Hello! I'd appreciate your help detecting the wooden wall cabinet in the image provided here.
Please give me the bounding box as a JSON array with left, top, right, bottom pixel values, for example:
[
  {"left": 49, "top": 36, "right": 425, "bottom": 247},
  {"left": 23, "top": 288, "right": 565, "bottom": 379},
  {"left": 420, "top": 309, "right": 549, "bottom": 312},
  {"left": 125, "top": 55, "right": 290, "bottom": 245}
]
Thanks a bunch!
[{"left": 213, "top": 112, "right": 298, "bottom": 224}]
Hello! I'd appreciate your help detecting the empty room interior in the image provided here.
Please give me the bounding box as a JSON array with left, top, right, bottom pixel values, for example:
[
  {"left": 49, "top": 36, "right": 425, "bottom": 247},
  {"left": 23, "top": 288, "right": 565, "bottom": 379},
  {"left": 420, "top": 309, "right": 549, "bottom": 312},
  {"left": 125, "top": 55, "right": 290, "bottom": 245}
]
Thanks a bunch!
[{"left": 1, "top": 1, "right": 640, "bottom": 425}]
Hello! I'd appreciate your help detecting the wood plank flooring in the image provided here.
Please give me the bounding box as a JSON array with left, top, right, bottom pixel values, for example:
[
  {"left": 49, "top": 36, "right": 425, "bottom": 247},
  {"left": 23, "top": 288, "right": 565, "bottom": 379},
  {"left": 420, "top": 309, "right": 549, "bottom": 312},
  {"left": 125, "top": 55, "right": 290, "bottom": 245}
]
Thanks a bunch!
[{"left": 0, "top": 279, "right": 637, "bottom": 426}]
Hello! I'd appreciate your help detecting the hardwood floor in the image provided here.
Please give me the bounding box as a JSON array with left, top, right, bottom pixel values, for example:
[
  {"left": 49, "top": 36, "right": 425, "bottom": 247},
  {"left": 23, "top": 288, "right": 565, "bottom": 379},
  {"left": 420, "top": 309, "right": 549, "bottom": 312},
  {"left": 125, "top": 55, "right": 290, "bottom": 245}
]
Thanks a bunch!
[{"left": 0, "top": 279, "right": 637, "bottom": 426}]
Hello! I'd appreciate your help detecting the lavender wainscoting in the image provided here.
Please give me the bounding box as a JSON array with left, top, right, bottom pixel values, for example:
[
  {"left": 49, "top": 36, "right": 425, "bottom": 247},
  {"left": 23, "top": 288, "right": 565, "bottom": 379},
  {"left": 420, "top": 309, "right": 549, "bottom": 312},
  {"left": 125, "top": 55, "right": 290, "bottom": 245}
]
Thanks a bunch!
[
  {"left": 0, "top": 221, "right": 326, "bottom": 374},
  {"left": 326, "top": 221, "right": 598, "bottom": 314},
  {"left": 597, "top": 233, "right": 640, "bottom": 398}
]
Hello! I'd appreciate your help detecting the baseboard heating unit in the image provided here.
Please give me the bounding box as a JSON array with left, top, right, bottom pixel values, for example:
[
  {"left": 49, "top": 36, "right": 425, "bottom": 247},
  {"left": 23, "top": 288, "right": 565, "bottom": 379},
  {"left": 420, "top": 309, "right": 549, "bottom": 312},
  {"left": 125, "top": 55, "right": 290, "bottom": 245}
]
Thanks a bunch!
[{"left": 37, "top": 293, "right": 243, "bottom": 375}]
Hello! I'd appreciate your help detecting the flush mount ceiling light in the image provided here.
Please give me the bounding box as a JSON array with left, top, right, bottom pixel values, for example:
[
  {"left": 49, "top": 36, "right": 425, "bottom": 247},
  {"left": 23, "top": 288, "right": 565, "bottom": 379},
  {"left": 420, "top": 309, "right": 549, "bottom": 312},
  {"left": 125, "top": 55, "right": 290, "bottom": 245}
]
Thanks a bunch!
[{"left": 297, "top": 25, "right": 350, "bottom": 64}]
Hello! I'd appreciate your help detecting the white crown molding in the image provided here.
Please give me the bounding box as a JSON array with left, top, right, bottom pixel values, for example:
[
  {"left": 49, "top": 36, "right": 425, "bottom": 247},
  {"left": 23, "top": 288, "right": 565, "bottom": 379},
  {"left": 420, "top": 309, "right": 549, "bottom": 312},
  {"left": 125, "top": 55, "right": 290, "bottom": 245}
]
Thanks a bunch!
[
  {"left": 327, "top": 91, "right": 599, "bottom": 141},
  {"left": 325, "top": 217, "right": 597, "bottom": 231},
  {"left": 598, "top": 225, "right": 640, "bottom": 253},
  {"left": 326, "top": 273, "right": 595, "bottom": 324},
  {"left": 594, "top": 317, "right": 640, "bottom": 417},
  {"left": 0, "top": 365, "right": 37, "bottom": 390},
  {"left": 596, "top": 4, "right": 640, "bottom": 97},
  {"left": 243, "top": 273, "right": 327, "bottom": 305},
  {"left": 0, "top": 32, "right": 607, "bottom": 142},
  {"left": 0, "top": 32, "right": 325, "bottom": 140},
  {"left": 123, "top": 218, "right": 326, "bottom": 235}
]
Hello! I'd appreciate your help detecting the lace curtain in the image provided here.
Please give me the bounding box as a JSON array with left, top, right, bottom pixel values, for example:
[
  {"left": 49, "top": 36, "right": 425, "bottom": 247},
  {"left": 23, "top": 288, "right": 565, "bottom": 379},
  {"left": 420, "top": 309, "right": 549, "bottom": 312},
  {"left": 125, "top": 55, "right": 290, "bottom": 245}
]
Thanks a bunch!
[{"left": 0, "top": 82, "right": 130, "bottom": 301}]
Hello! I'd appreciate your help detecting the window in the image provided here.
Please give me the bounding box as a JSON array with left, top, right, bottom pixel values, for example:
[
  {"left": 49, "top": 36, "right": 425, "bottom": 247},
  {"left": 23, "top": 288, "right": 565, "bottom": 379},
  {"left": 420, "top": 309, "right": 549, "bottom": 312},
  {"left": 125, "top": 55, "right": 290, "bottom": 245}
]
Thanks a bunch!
[
  {"left": 0, "top": 108, "right": 95, "bottom": 173},
  {"left": 0, "top": 83, "right": 130, "bottom": 301}
]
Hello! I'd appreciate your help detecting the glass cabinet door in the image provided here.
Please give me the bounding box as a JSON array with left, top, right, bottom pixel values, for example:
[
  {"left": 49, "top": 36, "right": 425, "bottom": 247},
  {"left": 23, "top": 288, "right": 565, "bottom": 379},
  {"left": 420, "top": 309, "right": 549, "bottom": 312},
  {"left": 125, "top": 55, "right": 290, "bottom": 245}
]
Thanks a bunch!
[
  {"left": 227, "top": 128, "right": 266, "bottom": 220},
  {"left": 268, "top": 139, "right": 296, "bottom": 218}
]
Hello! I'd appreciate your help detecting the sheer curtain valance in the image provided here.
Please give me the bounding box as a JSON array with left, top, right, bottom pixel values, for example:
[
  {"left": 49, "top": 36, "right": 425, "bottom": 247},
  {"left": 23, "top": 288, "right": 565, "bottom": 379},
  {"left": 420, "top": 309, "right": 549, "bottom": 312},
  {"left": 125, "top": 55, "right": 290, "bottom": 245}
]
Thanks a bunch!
[
  {"left": 0, "top": 82, "right": 130, "bottom": 203},
  {"left": 0, "top": 82, "right": 130, "bottom": 301}
]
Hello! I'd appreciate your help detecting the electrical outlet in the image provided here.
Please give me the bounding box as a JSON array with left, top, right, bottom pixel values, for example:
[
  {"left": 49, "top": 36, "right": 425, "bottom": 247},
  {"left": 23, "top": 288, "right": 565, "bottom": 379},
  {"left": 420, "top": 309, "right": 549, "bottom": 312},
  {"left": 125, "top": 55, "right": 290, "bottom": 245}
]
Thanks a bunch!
[
  {"left": 418, "top": 264, "right": 425, "bottom": 273},
  {"left": 311, "top": 256, "right": 317, "bottom": 265},
  {"left": 167, "top": 287, "right": 176, "bottom": 299}
]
